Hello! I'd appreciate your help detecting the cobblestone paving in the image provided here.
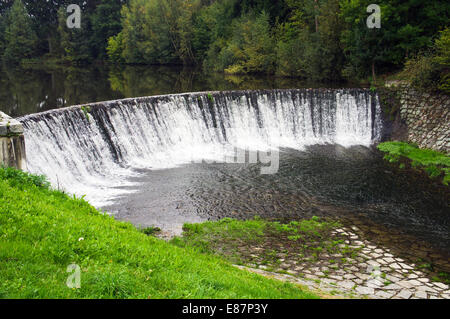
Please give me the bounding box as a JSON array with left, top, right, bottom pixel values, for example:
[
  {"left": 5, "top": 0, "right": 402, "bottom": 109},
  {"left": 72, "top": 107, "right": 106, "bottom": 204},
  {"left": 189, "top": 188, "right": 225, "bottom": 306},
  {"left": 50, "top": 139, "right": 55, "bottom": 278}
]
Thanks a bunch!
[{"left": 234, "top": 226, "right": 449, "bottom": 299}]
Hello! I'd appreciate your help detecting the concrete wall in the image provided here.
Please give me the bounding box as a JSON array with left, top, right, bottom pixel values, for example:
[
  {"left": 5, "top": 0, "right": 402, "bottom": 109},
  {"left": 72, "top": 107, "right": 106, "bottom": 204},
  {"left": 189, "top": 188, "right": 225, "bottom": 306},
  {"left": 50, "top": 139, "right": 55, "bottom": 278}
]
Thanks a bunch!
[{"left": 0, "top": 111, "right": 26, "bottom": 170}]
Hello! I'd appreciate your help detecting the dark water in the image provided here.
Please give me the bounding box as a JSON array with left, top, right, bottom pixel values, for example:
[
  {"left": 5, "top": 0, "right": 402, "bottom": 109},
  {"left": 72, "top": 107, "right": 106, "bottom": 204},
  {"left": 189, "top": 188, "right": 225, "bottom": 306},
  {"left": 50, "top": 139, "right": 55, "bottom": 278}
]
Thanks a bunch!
[
  {"left": 105, "top": 145, "right": 450, "bottom": 258},
  {"left": 0, "top": 64, "right": 353, "bottom": 117}
]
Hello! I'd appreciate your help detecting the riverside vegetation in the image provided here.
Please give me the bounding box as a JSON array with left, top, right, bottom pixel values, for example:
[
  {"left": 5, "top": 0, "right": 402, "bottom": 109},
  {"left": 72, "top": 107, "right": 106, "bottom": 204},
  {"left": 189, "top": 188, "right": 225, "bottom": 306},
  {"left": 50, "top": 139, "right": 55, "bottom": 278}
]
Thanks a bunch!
[
  {"left": 0, "top": 0, "right": 449, "bottom": 92},
  {"left": 377, "top": 142, "right": 450, "bottom": 186},
  {"left": 0, "top": 167, "right": 318, "bottom": 298}
]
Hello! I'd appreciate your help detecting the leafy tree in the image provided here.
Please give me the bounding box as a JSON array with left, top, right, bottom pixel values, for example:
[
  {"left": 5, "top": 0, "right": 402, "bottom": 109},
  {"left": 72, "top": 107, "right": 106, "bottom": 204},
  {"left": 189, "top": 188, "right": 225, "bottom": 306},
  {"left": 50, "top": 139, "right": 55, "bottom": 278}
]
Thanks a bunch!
[
  {"left": 107, "top": 32, "right": 125, "bottom": 63},
  {"left": 401, "top": 53, "right": 440, "bottom": 92},
  {"left": 1, "top": 0, "right": 449, "bottom": 82},
  {"left": 110, "top": 0, "right": 201, "bottom": 65},
  {"left": 340, "top": 0, "right": 386, "bottom": 81},
  {"left": 91, "top": 0, "right": 127, "bottom": 59},
  {"left": 195, "top": 0, "right": 240, "bottom": 67},
  {"left": 115, "top": 0, "right": 174, "bottom": 64},
  {"left": 0, "top": 12, "right": 7, "bottom": 57},
  {"left": 238, "top": 0, "right": 288, "bottom": 24},
  {"left": 316, "top": 0, "right": 345, "bottom": 80},
  {"left": 434, "top": 27, "right": 450, "bottom": 69},
  {"left": 57, "top": 7, "right": 92, "bottom": 64},
  {"left": 21, "top": 0, "right": 89, "bottom": 56},
  {"left": 2, "top": 0, "right": 37, "bottom": 64},
  {"left": 340, "top": 0, "right": 450, "bottom": 81},
  {"left": 275, "top": 23, "right": 305, "bottom": 77},
  {"left": 275, "top": 0, "right": 344, "bottom": 81},
  {"left": 0, "top": 0, "right": 14, "bottom": 14},
  {"left": 205, "top": 11, "right": 276, "bottom": 74}
]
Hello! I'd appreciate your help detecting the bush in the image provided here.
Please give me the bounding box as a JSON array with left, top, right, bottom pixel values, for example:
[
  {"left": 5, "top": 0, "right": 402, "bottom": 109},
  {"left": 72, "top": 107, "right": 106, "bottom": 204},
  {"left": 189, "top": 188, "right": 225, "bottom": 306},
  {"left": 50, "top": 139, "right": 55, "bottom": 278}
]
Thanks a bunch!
[
  {"left": 400, "top": 53, "right": 441, "bottom": 92},
  {"left": 400, "top": 28, "right": 450, "bottom": 94},
  {"left": 434, "top": 27, "right": 450, "bottom": 94}
]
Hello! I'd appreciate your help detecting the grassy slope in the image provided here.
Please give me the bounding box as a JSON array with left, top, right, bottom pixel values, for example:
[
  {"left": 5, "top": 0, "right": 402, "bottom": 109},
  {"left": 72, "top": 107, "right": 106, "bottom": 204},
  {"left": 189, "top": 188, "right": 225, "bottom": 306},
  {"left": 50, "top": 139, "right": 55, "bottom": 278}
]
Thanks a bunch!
[
  {"left": 377, "top": 141, "right": 450, "bottom": 185},
  {"left": 0, "top": 168, "right": 317, "bottom": 299}
]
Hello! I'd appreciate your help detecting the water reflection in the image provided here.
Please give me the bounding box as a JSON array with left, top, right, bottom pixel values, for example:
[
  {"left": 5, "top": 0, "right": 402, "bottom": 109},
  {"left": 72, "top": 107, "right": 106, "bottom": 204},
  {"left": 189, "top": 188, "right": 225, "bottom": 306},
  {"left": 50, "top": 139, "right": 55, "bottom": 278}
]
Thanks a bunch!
[{"left": 0, "top": 64, "right": 354, "bottom": 117}]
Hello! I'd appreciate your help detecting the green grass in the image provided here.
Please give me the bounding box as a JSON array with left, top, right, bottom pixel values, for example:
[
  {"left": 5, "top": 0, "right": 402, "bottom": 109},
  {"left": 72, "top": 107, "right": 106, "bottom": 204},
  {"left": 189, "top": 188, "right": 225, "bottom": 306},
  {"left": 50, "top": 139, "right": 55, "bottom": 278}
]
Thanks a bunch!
[
  {"left": 0, "top": 167, "right": 317, "bottom": 299},
  {"left": 377, "top": 141, "right": 450, "bottom": 185}
]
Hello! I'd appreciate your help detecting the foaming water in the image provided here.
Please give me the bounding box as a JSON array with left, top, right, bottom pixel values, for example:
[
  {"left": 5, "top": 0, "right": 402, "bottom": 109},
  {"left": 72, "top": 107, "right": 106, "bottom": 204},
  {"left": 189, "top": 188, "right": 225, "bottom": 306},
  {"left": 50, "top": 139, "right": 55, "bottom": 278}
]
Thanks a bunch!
[{"left": 19, "top": 89, "right": 381, "bottom": 206}]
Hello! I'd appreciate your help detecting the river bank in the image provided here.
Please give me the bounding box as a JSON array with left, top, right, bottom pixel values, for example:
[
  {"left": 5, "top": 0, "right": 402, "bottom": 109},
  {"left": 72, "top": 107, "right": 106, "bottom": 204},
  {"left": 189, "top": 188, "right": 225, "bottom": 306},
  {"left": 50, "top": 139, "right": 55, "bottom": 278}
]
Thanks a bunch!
[
  {"left": 172, "top": 217, "right": 450, "bottom": 299},
  {"left": 0, "top": 167, "right": 317, "bottom": 299}
]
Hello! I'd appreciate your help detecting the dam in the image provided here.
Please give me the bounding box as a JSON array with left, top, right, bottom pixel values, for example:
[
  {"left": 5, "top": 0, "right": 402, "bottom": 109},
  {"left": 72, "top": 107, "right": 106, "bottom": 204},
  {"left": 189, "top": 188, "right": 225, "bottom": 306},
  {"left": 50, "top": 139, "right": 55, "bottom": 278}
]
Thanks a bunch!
[{"left": 14, "top": 89, "right": 449, "bottom": 256}]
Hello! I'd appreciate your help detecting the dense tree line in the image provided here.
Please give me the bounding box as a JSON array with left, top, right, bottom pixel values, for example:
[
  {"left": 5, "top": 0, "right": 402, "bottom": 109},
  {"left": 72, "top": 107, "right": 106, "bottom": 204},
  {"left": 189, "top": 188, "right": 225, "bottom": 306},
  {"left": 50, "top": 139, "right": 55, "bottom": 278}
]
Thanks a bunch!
[
  {"left": 0, "top": 0, "right": 448, "bottom": 87},
  {"left": 0, "top": 0, "right": 126, "bottom": 64}
]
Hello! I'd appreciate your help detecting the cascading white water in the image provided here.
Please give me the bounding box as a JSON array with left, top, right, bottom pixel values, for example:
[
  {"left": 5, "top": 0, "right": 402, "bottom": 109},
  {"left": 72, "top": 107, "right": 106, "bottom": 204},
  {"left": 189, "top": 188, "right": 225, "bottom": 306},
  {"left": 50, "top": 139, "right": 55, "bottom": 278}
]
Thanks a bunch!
[{"left": 19, "top": 89, "right": 382, "bottom": 206}]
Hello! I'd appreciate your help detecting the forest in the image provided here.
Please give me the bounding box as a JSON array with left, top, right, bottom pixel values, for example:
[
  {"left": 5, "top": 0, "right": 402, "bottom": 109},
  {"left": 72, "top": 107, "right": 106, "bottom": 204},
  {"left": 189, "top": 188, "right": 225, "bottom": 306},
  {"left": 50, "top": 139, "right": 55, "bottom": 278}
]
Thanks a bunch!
[{"left": 0, "top": 0, "right": 449, "bottom": 91}]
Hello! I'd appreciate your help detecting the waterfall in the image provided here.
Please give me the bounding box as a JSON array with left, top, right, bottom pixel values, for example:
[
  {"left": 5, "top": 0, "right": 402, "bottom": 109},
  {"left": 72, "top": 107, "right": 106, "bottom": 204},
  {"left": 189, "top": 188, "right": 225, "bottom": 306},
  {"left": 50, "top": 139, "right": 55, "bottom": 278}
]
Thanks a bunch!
[{"left": 19, "top": 89, "right": 382, "bottom": 206}]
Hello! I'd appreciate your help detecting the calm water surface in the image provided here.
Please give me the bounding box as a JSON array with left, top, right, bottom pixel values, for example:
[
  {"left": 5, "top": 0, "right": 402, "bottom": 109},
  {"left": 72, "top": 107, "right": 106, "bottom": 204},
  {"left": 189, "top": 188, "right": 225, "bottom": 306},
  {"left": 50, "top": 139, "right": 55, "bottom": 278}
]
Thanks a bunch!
[{"left": 0, "top": 64, "right": 352, "bottom": 117}]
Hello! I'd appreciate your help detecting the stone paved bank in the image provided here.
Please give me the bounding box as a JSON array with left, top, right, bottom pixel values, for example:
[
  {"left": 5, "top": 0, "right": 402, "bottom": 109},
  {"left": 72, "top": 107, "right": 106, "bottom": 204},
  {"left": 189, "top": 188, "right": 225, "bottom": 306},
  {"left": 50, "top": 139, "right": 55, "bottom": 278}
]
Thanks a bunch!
[{"left": 233, "top": 226, "right": 449, "bottom": 299}]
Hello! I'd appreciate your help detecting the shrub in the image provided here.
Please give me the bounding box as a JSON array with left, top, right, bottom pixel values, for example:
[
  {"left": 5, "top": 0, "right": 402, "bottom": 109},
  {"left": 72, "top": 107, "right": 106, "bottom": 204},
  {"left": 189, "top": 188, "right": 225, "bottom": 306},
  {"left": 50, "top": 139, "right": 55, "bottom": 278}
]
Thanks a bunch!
[
  {"left": 400, "top": 53, "right": 441, "bottom": 92},
  {"left": 400, "top": 28, "right": 450, "bottom": 94},
  {"left": 434, "top": 27, "right": 450, "bottom": 94}
]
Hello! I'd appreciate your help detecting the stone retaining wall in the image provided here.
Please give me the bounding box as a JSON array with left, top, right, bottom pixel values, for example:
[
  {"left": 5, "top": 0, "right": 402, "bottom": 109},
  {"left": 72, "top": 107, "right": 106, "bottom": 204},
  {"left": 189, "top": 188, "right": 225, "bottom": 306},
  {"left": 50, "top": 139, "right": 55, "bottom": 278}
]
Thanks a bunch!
[{"left": 398, "top": 87, "right": 449, "bottom": 153}]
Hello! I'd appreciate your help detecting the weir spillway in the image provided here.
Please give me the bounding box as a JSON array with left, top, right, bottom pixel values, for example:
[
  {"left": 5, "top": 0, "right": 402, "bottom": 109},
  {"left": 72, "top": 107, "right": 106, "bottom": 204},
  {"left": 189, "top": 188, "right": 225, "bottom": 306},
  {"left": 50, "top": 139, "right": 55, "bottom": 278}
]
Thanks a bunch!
[{"left": 18, "top": 89, "right": 382, "bottom": 206}]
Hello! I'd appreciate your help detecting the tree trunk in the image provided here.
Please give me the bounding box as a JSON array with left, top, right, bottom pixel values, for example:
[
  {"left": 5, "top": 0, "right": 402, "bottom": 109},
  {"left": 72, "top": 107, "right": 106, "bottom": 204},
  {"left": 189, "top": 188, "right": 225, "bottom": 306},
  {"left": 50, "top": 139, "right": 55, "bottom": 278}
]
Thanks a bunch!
[
  {"left": 314, "top": 0, "right": 319, "bottom": 32},
  {"left": 372, "top": 61, "right": 376, "bottom": 82},
  {"left": 48, "top": 36, "right": 53, "bottom": 55}
]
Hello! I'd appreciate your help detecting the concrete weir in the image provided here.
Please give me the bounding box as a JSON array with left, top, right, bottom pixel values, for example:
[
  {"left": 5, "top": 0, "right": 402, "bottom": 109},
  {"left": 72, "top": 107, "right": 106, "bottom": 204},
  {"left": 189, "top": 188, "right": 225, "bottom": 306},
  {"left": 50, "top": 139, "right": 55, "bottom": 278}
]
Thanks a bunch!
[{"left": 0, "top": 111, "right": 26, "bottom": 170}]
